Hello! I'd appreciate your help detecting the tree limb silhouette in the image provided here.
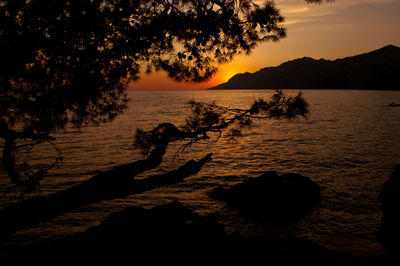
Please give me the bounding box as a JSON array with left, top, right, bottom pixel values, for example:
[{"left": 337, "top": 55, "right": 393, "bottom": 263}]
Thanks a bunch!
[
  {"left": 0, "top": 90, "right": 308, "bottom": 238},
  {"left": 135, "top": 90, "right": 309, "bottom": 155},
  {"left": 0, "top": 0, "right": 328, "bottom": 190},
  {"left": 0, "top": 128, "right": 60, "bottom": 193},
  {"left": 0, "top": 146, "right": 212, "bottom": 239}
]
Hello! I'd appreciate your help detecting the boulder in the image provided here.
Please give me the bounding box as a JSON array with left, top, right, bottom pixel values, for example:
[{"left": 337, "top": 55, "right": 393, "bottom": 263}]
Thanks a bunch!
[
  {"left": 2, "top": 200, "right": 228, "bottom": 265},
  {"left": 377, "top": 164, "right": 400, "bottom": 260},
  {"left": 2, "top": 200, "right": 356, "bottom": 266},
  {"left": 211, "top": 171, "right": 321, "bottom": 224}
]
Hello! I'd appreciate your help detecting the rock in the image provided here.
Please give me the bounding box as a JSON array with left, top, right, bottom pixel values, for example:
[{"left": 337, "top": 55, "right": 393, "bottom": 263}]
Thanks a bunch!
[
  {"left": 2, "top": 200, "right": 357, "bottom": 266},
  {"left": 377, "top": 164, "right": 400, "bottom": 261},
  {"left": 211, "top": 171, "right": 321, "bottom": 224},
  {"left": 230, "top": 233, "right": 346, "bottom": 266},
  {"left": 11, "top": 200, "right": 228, "bottom": 264}
]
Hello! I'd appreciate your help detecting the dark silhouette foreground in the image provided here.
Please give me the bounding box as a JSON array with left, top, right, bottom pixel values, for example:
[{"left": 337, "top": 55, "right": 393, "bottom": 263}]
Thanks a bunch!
[
  {"left": 0, "top": 0, "right": 291, "bottom": 190},
  {"left": 1, "top": 0, "right": 326, "bottom": 192},
  {"left": 2, "top": 167, "right": 397, "bottom": 265},
  {"left": 211, "top": 171, "right": 321, "bottom": 224},
  {"left": 2, "top": 200, "right": 346, "bottom": 266},
  {"left": 0, "top": 145, "right": 212, "bottom": 239},
  {"left": 3, "top": 200, "right": 392, "bottom": 266},
  {"left": 0, "top": 90, "right": 308, "bottom": 238},
  {"left": 378, "top": 164, "right": 400, "bottom": 263},
  {"left": 0, "top": 90, "right": 309, "bottom": 240}
]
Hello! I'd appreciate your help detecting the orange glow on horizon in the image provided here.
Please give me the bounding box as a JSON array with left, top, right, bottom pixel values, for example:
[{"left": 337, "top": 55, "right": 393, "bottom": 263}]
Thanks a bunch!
[
  {"left": 128, "top": 62, "right": 255, "bottom": 90},
  {"left": 128, "top": 0, "right": 400, "bottom": 91},
  {"left": 213, "top": 62, "right": 255, "bottom": 85},
  {"left": 221, "top": 69, "right": 240, "bottom": 83}
]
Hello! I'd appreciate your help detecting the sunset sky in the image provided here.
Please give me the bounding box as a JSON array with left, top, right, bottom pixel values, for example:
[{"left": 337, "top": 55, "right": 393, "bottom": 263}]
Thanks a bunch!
[{"left": 130, "top": 0, "right": 400, "bottom": 90}]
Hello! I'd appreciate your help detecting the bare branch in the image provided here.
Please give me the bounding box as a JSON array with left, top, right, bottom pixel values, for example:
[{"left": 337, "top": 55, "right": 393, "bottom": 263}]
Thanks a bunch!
[{"left": 0, "top": 127, "right": 60, "bottom": 194}]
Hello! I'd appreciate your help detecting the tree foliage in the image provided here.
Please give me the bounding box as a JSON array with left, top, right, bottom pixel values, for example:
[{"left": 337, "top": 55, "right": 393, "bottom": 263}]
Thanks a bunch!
[
  {"left": 0, "top": 0, "right": 326, "bottom": 134},
  {"left": 0, "top": 0, "right": 326, "bottom": 191}
]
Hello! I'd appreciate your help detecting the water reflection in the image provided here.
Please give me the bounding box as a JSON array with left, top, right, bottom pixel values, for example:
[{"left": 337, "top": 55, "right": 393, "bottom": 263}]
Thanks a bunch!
[{"left": 1, "top": 89, "right": 400, "bottom": 256}]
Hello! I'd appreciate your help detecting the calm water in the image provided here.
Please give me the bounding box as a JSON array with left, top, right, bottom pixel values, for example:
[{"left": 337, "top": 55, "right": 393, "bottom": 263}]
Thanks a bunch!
[{"left": 1, "top": 89, "right": 400, "bottom": 256}]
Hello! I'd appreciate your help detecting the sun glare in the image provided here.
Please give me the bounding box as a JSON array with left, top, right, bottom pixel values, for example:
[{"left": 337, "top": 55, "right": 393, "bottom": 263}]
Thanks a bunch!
[
  {"left": 223, "top": 70, "right": 237, "bottom": 82},
  {"left": 218, "top": 63, "right": 250, "bottom": 84}
]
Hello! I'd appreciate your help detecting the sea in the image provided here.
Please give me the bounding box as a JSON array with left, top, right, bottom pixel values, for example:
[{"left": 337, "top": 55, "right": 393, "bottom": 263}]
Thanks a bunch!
[{"left": 1, "top": 89, "right": 400, "bottom": 257}]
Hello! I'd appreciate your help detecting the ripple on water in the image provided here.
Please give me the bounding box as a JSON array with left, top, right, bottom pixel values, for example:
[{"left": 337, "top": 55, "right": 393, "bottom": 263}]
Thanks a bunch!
[{"left": 1, "top": 89, "right": 400, "bottom": 256}]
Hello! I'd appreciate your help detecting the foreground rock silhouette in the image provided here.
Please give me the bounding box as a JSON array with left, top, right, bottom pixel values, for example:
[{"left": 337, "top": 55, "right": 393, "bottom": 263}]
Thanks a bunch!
[
  {"left": 378, "top": 164, "right": 400, "bottom": 263},
  {"left": 211, "top": 171, "right": 322, "bottom": 224},
  {"left": 2, "top": 168, "right": 397, "bottom": 265},
  {"left": 2, "top": 200, "right": 346, "bottom": 265}
]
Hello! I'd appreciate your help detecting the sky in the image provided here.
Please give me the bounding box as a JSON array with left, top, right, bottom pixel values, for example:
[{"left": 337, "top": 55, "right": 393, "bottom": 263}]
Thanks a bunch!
[{"left": 129, "top": 0, "right": 400, "bottom": 90}]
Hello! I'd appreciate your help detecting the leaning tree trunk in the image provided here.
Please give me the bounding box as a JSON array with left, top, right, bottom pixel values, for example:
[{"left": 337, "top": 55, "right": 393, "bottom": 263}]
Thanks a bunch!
[{"left": 0, "top": 135, "right": 212, "bottom": 239}]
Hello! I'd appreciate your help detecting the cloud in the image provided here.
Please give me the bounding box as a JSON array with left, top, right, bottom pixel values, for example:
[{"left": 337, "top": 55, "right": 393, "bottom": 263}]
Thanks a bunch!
[
  {"left": 284, "top": 6, "right": 309, "bottom": 14},
  {"left": 277, "top": 0, "right": 399, "bottom": 25}
]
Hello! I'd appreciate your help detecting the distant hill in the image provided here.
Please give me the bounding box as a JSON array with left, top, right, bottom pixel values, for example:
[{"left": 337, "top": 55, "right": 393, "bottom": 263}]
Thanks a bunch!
[{"left": 208, "top": 45, "right": 400, "bottom": 90}]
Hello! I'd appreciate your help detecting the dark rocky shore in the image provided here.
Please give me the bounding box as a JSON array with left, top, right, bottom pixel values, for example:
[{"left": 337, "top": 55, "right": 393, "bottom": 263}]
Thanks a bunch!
[
  {"left": 377, "top": 165, "right": 400, "bottom": 264},
  {"left": 2, "top": 200, "right": 345, "bottom": 265},
  {"left": 211, "top": 171, "right": 322, "bottom": 224},
  {"left": 1, "top": 169, "right": 399, "bottom": 265}
]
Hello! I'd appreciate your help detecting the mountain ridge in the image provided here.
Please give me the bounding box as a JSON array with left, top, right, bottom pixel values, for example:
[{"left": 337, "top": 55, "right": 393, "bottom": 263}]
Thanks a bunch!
[{"left": 208, "top": 45, "right": 400, "bottom": 90}]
